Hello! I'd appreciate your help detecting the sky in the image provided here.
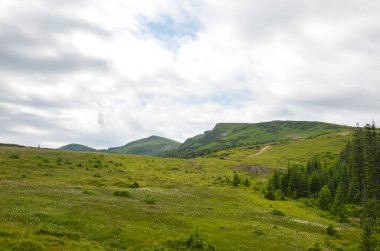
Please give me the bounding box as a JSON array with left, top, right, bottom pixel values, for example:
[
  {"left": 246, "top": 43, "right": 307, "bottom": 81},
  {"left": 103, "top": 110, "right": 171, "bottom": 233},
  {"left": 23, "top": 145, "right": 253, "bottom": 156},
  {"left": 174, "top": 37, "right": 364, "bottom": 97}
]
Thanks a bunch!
[{"left": 0, "top": 0, "right": 379, "bottom": 149}]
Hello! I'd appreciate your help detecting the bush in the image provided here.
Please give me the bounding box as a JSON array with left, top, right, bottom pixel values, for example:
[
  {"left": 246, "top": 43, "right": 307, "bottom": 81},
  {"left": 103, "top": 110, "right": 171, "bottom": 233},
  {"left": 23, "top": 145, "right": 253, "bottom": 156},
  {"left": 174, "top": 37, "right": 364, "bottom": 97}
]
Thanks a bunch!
[
  {"left": 12, "top": 239, "right": 45, "bottom": 251},
  {"left": 232, "top": 172, "right": 240, "bottom": 187},
  {"left": 166, "top": 230, "right": 215, "bottom": 250},
  {"left": 307, "top": 243, "right": 321, "bottom": 251},
  {"left": 128, "top": 181, "right": 140, "bottom": 188},
  {"left": 271, "top": 209, "right": 285, "bottom": 217},
  {"left": 82, "top": 189, "right": 96, "bottom": 195},
  {"left": 9, "top": 154, "right": 20, "bottom": 159},
  {"left": 326, "top": 225, "right": 336, "bottom": 236},
  {"left": 264, "top": 190, "right": 275, "bottom": 200},
  {"left": 113, "top": 190, "right": 131, "bottom": 197},
  {"left": 254, "top": 226, "right": 264, "bottom": 236},
  {"left": 243, "top": 178, "right": 250, "bottom": 187},
  {"left": 144, "top": 195, "right": 156, "bottom": 204},
  {"left": 38, "top": 228, "right": 80, "bottom": 240}
]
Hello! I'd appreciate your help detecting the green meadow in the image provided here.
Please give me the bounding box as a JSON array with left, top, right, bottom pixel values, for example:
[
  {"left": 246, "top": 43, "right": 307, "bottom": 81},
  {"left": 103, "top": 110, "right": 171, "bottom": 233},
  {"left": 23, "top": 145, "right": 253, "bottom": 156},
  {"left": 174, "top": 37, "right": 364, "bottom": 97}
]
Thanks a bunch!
[{"left": 0, "top": 132, "right": 366, "bottom": 250}]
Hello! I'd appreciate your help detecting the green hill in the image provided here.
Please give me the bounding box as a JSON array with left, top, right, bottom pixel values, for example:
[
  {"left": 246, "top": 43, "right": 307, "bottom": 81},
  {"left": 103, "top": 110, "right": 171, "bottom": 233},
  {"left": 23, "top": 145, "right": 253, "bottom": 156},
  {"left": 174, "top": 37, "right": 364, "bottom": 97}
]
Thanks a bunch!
[
  {"left": 0, "top": 142, "right": 363, "bottom": 250},
  {"left": 59, "top": 143, "right": 98, "bottom": 152},
  {"left": 205, "top": 130, "right": 352, "bottom": 167},
  {"left": 108, "top": 135, "right": 180, "bottom": 156},
  {"left": 164, "top": 121, "right": 350, "bottom": 158}
]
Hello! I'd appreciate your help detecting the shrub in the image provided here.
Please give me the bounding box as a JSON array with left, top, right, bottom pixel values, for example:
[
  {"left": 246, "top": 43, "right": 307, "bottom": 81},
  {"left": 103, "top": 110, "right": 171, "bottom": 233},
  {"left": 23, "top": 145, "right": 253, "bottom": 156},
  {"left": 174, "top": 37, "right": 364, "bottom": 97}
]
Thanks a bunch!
[
  {"left": 82, "top": 189, "right": 96, "bottom": 195},
  {"left": 254, "top": 226, "right": 264, "bottom": 236},
  {"left": 166, "top": 230, "right": 215, "bottom": 250},
  {"left": 326, "top": 225, "right": 336, "bottom": 236},
  {"left": 38, "top": 228, "right": 80, "bottom": 240},
  {"left": 128, "top": 181, "right": 140, "bottom": 188},
  {"left": 307, "top": 243, "right": 322, "bottom": 251},
  {"left": 144, "top": 195, "right": 156, "bottom": 205},
  {"left": 12, "top": 239, "right": 45, "bottom": 251},
  {"left": 9, "top": 154, "right": 20, "bottom": 159},
  {"left": 231, "top": 172, "right": 240, "bottom": 187},
  {"left": 271, "top": 209, "right": 285, "bottom": 217},
  {"left": 264, "top": 190, "right": 275, "bottom": 200},
  {"left": 243, "top": 178, "right": 250, "bottom": 187},
  {"left": 113, "top": 190, "right": 131, "bottom": 197}
]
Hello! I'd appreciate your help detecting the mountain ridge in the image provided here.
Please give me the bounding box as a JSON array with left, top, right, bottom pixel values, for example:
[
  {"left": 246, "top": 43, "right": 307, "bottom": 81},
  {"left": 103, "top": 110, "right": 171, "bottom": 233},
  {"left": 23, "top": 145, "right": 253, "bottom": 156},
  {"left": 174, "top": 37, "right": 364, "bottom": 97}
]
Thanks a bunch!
[{"left": 58, "top": 120, "right": 351, "bottom": 157}]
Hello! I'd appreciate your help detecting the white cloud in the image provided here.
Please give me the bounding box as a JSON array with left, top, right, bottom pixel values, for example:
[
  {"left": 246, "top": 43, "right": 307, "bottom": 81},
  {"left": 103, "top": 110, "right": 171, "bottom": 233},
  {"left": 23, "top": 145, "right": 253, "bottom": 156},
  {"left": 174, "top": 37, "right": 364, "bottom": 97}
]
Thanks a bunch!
[{"left": 0, "top": 0, "right": 379, "bottom": 148}]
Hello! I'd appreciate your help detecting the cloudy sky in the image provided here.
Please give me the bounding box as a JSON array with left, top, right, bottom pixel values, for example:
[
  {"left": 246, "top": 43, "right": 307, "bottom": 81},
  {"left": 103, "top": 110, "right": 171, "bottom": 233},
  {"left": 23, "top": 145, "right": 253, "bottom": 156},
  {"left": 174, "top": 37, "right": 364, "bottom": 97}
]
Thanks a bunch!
[{"left": 0, "top": 0, "right": 379, "bottom": 148}]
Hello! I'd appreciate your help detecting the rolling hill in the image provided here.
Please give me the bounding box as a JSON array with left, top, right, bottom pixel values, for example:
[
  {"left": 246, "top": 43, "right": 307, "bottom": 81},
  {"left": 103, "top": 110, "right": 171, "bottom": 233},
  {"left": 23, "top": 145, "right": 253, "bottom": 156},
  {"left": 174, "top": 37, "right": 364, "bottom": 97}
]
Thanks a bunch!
[
  {"left": 163, "top": 120, "right": 351, "bottom": 158},
  {"left": 0, "top": 136, "right": 363, "bottom": 250},
  {"left": 108, "top": 135, "right": 180, "bottom": 156},
  {"left": 59, "top": 143, "right": 98, "bottom": 152}
]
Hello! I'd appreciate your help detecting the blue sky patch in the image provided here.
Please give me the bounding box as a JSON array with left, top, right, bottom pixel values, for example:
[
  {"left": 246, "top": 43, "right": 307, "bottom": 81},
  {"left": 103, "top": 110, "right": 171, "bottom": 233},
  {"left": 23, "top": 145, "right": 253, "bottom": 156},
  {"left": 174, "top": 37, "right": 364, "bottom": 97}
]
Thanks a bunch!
[{"left": 141, "top": 14, "right": 200, "bottom": 46}]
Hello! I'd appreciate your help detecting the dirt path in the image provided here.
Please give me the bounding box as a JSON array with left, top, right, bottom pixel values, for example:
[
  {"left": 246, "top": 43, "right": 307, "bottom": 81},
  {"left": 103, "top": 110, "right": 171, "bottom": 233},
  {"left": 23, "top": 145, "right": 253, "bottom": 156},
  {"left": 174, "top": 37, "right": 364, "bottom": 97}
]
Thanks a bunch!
[{"left": 247, "top": 146, "right": 271, "bottom": 158}]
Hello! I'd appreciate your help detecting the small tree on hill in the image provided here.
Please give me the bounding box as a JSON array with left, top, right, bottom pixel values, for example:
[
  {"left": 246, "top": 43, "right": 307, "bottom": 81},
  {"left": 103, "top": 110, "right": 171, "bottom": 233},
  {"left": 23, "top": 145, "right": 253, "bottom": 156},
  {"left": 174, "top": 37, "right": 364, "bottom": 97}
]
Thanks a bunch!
[
  {"left": 318, "top": 185, "right": 332, "bottom": 210},
  {"left": 331, "top": 181, "right": 345, "bottom": 217},
  {"left": 232, "top": 172, "right": 240, "bottom": 187},
  {"left": 243, "top": 178, "right": 250, "bottom": 187}
]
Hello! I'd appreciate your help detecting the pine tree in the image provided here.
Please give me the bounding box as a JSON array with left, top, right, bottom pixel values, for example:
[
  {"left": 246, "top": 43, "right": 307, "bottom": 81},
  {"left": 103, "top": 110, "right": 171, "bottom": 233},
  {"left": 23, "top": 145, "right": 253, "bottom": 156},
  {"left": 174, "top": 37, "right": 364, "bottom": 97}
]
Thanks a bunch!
[
  {"left": 318, "top": 185, "right": 332, "bottom": 210},
  {"left": 232, "top": 172, "right": 240, "bottom": 187},
  {"left": 243, "top": 178, "right": 250, "bottom": 187},
  {"left": 351, "top": 125, "right": 365, "bottom": 197},
  {"left": 331, "top": 181, "right": 345, "bottom": 217},
  {"left": 361, "top": 123, "right": 378, "bottom": 251}
]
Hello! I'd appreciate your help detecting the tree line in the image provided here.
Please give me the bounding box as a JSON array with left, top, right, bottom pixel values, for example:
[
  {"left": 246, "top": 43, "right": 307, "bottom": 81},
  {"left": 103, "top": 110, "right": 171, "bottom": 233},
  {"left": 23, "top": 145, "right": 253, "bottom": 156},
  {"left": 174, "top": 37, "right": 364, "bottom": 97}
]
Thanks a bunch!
[{"left": 265, "top": 123, "right": 379, "bottom": 250}]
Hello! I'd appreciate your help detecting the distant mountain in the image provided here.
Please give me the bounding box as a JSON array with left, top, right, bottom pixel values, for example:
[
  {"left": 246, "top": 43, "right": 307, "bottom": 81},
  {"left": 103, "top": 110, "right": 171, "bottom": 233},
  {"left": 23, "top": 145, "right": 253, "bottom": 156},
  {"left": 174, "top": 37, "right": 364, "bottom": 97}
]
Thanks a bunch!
[
  {"left": 59, "top": 143, "right": 98, "bottom": 152},
  {"left": 0, "top": 143, "right": 25, "bottom": 148},
  {"left": 108, "top": 136, "right": 181, "bottom": 156},
  {"left": 162, "top": 120, "right": 351, "bottom": 158}
]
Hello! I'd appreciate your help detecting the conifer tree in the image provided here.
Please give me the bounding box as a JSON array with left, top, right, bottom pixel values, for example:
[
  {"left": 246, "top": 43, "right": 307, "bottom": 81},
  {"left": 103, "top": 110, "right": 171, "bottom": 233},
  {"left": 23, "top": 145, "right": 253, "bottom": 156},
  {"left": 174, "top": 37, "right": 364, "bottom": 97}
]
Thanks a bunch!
[
  {"left": 318, "top": 185, "right": 332, "bottom": 210},
  {"left": 232, "top": 172, "right": 240, "bottom": 187},
  {"left": 331, "top": 181, "right": 345, "bottom": 217}
]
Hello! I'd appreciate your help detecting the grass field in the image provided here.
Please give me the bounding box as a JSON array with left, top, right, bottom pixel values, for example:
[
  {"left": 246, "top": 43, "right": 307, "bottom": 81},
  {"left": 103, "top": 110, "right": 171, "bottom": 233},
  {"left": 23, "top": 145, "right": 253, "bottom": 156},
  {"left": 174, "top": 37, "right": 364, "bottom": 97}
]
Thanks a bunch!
[
  {"left": 0, "top": 135, "right": 367, "bottom": 250},
  {"left": 205, "top": 131, "right": 352, "bottom": 168}
]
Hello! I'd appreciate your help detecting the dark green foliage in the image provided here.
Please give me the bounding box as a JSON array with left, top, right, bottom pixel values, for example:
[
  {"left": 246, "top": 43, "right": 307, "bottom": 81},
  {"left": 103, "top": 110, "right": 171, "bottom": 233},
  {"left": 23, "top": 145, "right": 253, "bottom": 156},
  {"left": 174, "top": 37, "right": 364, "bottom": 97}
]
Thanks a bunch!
[
  {"left": 361, "top": 216, "right": 376, "bottom": 251},
  {"left": 38, "top": 228, "right": 80, "bottom": 240},
  {"left": 265, "top": 122, "right": 380, "bottom": 250},
  {"left": 166, "top": 231, "right": 216, "bottom": 250},
  {"left": 331, "top": 181, "right": 345, "bottom": 216},
  {"left": 254, "top": 226, "right": 264, "bottom": 236},
  {"left": 243, "top": 178, "right": 250, "bottom": 187},
  {"left": 144, "top": 195, "right": 156, "bottom": 204},
  {"left": 113, "top": 190, "right": 131, "bottom": 197},
  {"left": 231, "top": 172, "right": 240, "bottom": 187},
  {"left": 318, "top": 185, "right": 332, "bottom": 210},
  {"left": 271, "top": 209, "right": 285, "bottom": 217},
  {"left": 264, "top": 190, "right": 275, "bottom": 200},
  {"left": 12, "top": 239, "right": 45, "bottom": 251},
  {"left": 326, "top": 225, "right": 336, "bottom": 236},
  {"left": 82, "top": 189, "right": 96, "bottom": 195},
  {"left": 128, "top": 181, "right": 140, "bottom": 188},
  {"left": 307, "top": 243, "right": 322, "bottom": 251},
  {"left": 9, "top": 153, "right": 20, "bottom": 159}
]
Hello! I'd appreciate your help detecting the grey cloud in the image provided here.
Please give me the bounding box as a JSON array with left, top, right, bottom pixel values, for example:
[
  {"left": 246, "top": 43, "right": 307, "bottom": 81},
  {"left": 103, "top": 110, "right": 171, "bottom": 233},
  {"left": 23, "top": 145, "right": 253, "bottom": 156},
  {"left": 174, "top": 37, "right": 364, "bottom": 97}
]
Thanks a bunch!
[
  {"left": 28, "top": 12, "right": 109, "bottom": 36},
  {"left": 0, "top": 48, "right": 109, "bottom": 74},
  {"left": 0, "top": 6, "right": 111, "bottom": 74}
]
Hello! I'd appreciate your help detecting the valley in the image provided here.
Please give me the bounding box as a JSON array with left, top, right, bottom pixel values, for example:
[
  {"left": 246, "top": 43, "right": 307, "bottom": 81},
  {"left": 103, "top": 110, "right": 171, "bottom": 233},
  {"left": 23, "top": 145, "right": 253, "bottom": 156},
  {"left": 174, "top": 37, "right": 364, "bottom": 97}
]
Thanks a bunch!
[{"left": 0, "top": 121, "right": 369, "bottom": 251}]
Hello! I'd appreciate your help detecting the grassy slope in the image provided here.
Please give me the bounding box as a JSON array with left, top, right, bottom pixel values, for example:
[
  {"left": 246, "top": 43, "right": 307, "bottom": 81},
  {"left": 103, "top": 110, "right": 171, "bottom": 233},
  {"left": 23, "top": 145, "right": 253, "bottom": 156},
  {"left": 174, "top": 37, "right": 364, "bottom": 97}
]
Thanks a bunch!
[
  {"left": 108, "top": 136, "right": 180, "bottom": 156},
  {"left": 205, "top": 131, "right": 352, "bottom": 167},
  {"left": 0, "top": 145, "right": 363, "bottom": 250},
  {"left": 59, "top": 144, "right": 97, "bottom": 152},
  {"left": 166, "top": 121, "right": 350, "bottom": 158}
]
